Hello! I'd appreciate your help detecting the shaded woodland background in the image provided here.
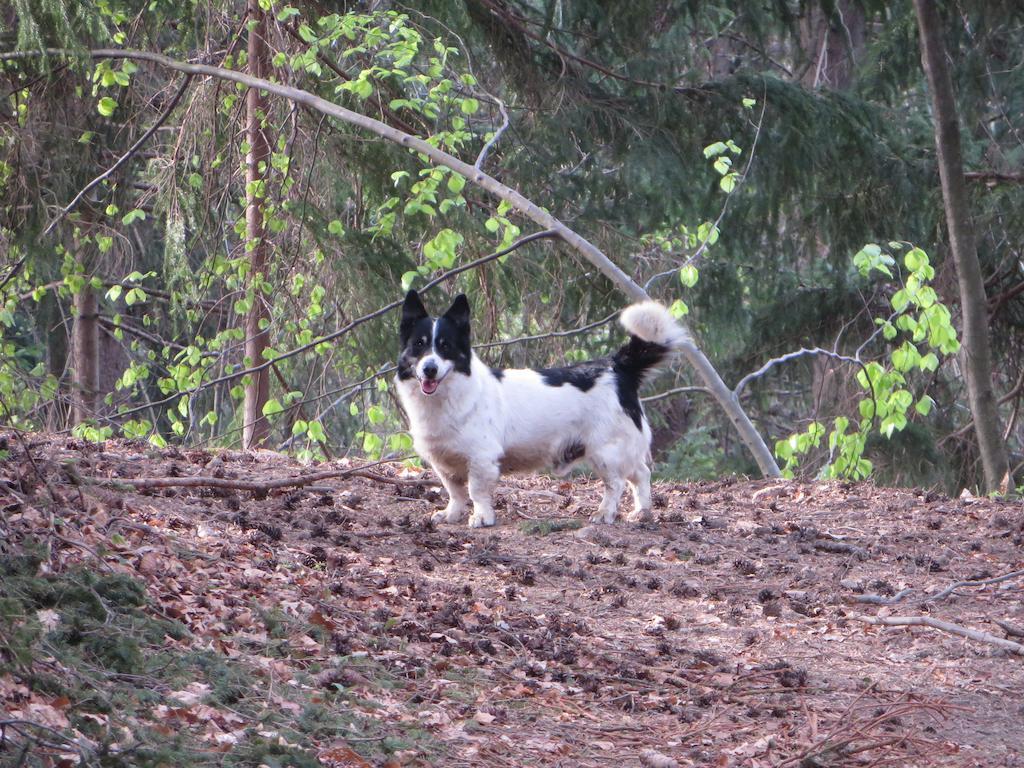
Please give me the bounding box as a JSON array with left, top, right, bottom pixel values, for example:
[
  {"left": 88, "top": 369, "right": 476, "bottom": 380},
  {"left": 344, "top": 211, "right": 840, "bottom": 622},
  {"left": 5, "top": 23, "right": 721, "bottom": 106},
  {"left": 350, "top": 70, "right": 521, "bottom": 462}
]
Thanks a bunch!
[{"left": 2, "top": 0, "right": 1024, "bottom": 492}]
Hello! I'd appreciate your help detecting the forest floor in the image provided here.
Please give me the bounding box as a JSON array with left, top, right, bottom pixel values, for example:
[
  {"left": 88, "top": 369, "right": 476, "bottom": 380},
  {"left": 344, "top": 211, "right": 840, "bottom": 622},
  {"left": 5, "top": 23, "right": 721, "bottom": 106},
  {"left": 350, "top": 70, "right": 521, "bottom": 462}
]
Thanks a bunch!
[{"left": 2, "top": 436, "right": 1024, "bottom": 767}]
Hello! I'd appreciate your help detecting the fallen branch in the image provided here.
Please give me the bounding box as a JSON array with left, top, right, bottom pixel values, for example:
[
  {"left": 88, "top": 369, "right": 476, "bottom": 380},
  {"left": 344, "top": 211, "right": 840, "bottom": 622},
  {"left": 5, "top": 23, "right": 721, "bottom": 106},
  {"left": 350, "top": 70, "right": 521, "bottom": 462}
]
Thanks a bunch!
[
  {"left": 851, "top": 588, "right": 913, "bottom": 605},
  {"left": 918, "top": 568, "right": 1024, "bottom": 604},
  {"left": 854, "top": 614, "right": 1024, "bottom": 655},
  {"left": 994, "top": 619, "right": 1024, "bottom": 639},
  {"left": 87, "top": 460, "right": 438, "bottom": 496},
  {"left": 852, "top": 568, "right": 1024, "bottom": 607}
]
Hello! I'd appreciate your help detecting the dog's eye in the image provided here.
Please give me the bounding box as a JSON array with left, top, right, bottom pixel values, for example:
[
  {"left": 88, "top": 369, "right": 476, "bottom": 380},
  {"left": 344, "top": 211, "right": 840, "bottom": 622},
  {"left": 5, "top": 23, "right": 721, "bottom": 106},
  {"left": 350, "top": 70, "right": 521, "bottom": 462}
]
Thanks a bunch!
[
  {"left": 414, "top": 339, "right": 425, "bottom": 348},
  {"left": 437, "top": 339, "right": 448, "bottom": 350}
]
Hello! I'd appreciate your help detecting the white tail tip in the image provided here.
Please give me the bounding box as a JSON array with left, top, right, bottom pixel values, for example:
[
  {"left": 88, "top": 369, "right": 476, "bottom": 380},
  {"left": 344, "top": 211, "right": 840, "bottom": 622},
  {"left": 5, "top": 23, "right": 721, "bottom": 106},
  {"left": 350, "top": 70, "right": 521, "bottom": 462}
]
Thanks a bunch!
[{"left": 619, "top": 301, "right": 691, "bottom": 348}]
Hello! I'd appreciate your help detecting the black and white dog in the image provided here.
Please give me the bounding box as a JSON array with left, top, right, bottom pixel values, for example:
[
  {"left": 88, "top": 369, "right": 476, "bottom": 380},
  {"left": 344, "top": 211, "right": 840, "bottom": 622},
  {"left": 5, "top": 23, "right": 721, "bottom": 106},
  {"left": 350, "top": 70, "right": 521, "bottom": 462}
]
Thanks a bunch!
[{"left": 395, "top": 290, "right": 688, "bottom": 527}]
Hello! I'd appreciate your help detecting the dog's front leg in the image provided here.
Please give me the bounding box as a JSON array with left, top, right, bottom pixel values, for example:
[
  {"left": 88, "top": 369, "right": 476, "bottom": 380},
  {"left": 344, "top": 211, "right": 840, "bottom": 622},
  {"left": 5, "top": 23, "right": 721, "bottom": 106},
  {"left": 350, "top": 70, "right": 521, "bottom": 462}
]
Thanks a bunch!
[
  {"left": 466, "top": 459, "right": 500, "bottom": 528},
  {"left": 432, "top": 468, "right": 470, "bottom": 524}
]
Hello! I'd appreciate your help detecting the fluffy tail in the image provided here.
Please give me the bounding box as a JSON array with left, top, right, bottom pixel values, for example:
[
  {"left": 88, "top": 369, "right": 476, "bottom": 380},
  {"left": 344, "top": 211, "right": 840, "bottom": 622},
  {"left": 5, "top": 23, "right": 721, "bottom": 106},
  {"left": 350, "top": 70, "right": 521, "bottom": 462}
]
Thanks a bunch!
[
  {"left": 619, "top": 301, "right": 690, "bottom": 349},
  {"left": 612, "top": 301, "right": 690, "bottom": 413}
]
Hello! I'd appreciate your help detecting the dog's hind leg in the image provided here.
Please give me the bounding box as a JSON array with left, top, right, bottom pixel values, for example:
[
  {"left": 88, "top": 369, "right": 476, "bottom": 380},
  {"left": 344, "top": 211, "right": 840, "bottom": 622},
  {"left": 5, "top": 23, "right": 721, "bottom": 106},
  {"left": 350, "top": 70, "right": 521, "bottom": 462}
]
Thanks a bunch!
[
  {"left": 626, "top": 462, "right": 654, "bottom": 523},
  {"left": 432, "top": 468, "right": 469, "bottom": 524},
  {"left": 591, "top": 474, "right": 625, "bottom": 524},
  {"left": 587, "top": 450, "right": 625, "bottom": 524},
  {"left": 467, "top": 459, "right": 500, "bottom": 528}
]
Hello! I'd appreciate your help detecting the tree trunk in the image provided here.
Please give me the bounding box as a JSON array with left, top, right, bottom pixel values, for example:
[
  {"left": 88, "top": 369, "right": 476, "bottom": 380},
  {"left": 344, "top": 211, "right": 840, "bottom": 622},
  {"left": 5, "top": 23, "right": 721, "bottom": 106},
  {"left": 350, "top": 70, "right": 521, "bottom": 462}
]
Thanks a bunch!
[
  {"left": 799, "top": 0, "right": 866, "bottom": 91},
  {"left": 242, "top": 0, "right": 271, "bottom": 450},
  {"left": 71, "top": 286, "right": 98, "bottom": 426},
  {"left": 913, "top": 0, "right": 1010, "bottom": 493}
]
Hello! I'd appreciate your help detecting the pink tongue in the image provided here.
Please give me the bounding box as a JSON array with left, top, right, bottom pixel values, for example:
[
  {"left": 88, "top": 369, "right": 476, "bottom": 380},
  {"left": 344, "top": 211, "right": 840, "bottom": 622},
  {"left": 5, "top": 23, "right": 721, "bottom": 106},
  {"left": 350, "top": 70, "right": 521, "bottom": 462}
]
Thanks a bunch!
[{"left": 421, "top": 379, "right": 439, "bottom": 395}]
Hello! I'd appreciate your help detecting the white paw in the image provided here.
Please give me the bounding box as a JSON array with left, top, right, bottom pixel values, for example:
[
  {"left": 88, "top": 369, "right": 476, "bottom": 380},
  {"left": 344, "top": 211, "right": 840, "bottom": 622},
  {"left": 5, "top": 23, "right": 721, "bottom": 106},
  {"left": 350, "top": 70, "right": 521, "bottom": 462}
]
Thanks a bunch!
[
  {"left": 627, "top": 508, "right": 654, "bottom": 523},
  {"left": 589, "top": 509, "right": 617, "bottom": 525},
  {"left": 431, "top": 505, "right": 464, "bottom": 524},
  {"left": 468, "top": 509, "right": 495, "bottom": 528}
]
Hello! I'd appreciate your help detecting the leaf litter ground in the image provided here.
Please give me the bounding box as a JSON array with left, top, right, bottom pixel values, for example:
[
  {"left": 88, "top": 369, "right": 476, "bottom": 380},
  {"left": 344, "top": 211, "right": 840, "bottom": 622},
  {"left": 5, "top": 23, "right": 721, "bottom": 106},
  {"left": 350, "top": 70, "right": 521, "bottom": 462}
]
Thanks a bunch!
[{"left": 2, "top": 436, "right": 1023, "bottom": 767}]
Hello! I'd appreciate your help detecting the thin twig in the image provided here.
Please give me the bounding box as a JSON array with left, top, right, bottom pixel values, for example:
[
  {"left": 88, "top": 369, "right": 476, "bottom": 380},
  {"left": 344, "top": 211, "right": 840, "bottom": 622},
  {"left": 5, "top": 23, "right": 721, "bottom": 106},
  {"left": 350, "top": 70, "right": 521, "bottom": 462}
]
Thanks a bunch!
[
  {"left": 641, "top": 385, "right": 713, "bottom": 403},
  {"left": 475, "top": 96, "right": 509, "bottom": 170},
  {"left": 643, "top": 87, "right": 767, "bottom": 292},
  {"left": 477, "top": 311, "right": 617, "bottom": 350},
  {"left": 734, "top": 347, "right": 862, "bottom": 398},
  {"left": 106, "top": 228, "right": 559, "bottom": 424},
  {"left": 43, "top": 74, "right": 194, "bottom": 237}
]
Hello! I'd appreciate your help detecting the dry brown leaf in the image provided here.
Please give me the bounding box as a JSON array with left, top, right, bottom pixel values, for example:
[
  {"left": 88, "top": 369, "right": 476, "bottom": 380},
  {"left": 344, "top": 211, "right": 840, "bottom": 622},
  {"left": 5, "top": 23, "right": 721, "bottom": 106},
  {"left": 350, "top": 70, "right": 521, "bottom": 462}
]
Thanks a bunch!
[{"left": 318, "top": 743, "right": 371, "bottom": 767}]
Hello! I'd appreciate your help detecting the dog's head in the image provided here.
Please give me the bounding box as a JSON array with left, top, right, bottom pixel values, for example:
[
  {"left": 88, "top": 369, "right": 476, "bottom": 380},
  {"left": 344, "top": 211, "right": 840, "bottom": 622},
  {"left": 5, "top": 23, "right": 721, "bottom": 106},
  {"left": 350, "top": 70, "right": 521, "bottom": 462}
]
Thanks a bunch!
[{"left": 398, "top": 290, "right": 472, "bottom": 396}]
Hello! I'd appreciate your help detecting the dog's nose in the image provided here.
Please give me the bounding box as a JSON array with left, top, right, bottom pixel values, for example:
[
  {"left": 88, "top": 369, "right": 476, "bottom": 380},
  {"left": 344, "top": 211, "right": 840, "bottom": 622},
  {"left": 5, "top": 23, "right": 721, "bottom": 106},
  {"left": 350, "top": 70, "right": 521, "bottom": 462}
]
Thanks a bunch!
[{"left": 423, "top": 361, "right": 438, "bottom": 379}]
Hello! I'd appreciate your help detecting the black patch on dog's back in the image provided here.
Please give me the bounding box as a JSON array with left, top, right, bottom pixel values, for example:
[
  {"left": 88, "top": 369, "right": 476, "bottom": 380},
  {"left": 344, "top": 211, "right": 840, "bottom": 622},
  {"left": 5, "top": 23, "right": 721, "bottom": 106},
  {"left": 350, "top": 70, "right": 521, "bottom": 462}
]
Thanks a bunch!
[
  {"left": 537, "top": 361, "right": 607, "bottom": 392},
  {"left": 611, "top": 337, "right": 670, "bottom": 430},
  {"left": 490, "top": 367, "right": 504, "bottom": 381}
]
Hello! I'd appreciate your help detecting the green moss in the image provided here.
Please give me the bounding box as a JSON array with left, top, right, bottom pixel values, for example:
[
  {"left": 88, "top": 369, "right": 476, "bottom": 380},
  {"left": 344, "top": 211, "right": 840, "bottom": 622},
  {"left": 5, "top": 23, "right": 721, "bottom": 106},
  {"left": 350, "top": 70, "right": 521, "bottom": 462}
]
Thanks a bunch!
[{"left": 518, "top": 518, "right": 584, "bottom": 535}]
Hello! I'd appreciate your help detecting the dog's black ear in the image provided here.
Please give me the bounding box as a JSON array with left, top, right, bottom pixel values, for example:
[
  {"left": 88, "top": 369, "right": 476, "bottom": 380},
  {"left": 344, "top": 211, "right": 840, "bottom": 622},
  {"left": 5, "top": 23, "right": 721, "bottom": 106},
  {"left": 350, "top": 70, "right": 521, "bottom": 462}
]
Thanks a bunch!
[
  {"left": 402, "top": 290, "right": 428, "bottom": 323},
  {"left": 400, "top": 290, "right": 428, "bottom": 340},
  {"left": 443, "top": 293, "right": 471, "bottom": 330}
]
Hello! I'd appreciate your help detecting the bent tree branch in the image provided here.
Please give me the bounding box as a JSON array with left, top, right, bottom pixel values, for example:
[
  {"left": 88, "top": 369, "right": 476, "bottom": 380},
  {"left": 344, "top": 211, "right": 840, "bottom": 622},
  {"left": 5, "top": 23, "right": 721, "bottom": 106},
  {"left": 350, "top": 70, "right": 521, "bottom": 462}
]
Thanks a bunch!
[{"left": 5, "top": 48, "right": 781, "bottom": 478}]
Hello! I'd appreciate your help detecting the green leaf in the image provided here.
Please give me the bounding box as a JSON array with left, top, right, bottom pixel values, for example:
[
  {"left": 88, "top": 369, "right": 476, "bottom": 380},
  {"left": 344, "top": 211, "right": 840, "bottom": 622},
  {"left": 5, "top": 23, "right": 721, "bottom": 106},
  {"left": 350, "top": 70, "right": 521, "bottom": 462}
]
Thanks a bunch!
[
  {"left": 905, "top": 247, "right": 928, "bottom": 272},
  {"left": 742, "top": 97, "right": 756, "bottom": 108},
  {"left": 367, "top": 405, "right": 385, "bottom": 425},
  {"left": 401, "top": 271, "right": 419, "bottom": 291},
  {"left": 447, "top": 173, "right": 466, "bottom": 194},
  {"left": 106, "top": 285, "right": 123, "bottom": 302},
  {"left": 124, "top": 287, "right": 147, "bottom": 306},
  {"left": 122, "top": 209, "right": 147, "bottom": 226},
  {"left": 328, "top": 219, "right": 344, "bottom": 236},
  {"left": 915, "top": 396, "right": 934, "bottom": 416},
  {"left": 276, "top": 5, "right": 300, "bottom": 21},
  {"left": 703, "top": 141, "right": 727, "bottom": 158},
  {"left": 97, "top": 96, "right": 118, "bottom": 117},
  {"left": 919, "top": 352, "right": 939, "bottom": 372},
  {"left": 362, "top": 431, "right": 383, "bottom": 454},
  {"left": 262, "top": 398, "right": 284, "bottom": 417},
  {"left": 460, "top": 97, "right": 479, "bottom": 114},
  {"left": 307, "top": 421, "right": 326, "bottom": 442},
  {"left": 292, "top": 420, "right": 308, "bottom": 436},
  {"left": 678, "top": 265, "right": 699, "bottom": 288}
]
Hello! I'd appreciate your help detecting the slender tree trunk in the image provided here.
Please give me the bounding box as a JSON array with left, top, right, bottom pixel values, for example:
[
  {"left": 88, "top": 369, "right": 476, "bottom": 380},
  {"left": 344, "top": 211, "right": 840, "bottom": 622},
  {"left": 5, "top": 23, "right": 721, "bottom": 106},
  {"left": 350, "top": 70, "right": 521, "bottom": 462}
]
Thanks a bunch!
[
  {"left": 913, "top": 0, "right": 1010, "bottom": 493},
  {"left": 71, "top": 286, "right": 98, "bottom": 426},
  {"left": 799, "top": 0, "right": 866, "bottom": 91},
  {"left": 242, "top": 0, "right": 271, "bottom": 450}
]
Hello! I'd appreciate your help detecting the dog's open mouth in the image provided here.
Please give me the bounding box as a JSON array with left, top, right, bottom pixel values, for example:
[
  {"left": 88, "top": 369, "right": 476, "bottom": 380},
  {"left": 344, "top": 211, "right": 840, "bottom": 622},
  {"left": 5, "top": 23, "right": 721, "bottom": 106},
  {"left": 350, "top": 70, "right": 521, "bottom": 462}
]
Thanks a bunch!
[{"left": 420, "top": 379, "right": 440, "bottom": 395}]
